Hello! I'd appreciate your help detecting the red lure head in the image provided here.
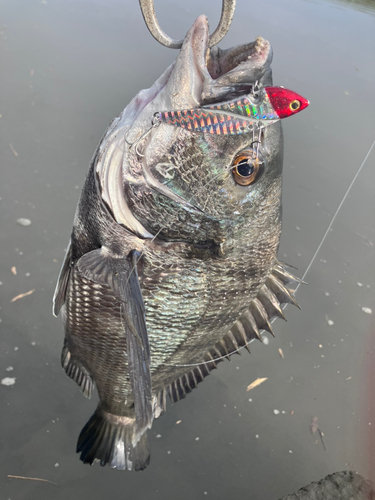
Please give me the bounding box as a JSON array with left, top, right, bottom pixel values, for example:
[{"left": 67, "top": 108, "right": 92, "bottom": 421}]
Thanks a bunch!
[{"left": 265, "top": 87, "right": 309, "bottom": 119}]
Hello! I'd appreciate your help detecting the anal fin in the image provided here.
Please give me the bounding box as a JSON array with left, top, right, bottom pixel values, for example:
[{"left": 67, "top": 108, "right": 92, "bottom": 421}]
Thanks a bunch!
[{"left": 61, "top": 344, "right": 94, "bottom": 399}]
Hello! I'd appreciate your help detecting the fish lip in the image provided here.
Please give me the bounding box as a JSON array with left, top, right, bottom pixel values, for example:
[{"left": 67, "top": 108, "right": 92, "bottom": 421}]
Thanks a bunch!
[
  {"left": 186, "top": 14, "right": 210, "bottom": 106},
  {"left": 157, "top": 14, "right": 210, "bottom": 110},
  {"left": 202, "top": 36, "right": 273, "bottom": 104}
]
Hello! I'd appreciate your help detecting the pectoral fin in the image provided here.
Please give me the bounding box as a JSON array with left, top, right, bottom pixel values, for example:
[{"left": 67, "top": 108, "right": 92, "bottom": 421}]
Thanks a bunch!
[{"left": 76, "top": 248, "right": 153, "bottom": 435}]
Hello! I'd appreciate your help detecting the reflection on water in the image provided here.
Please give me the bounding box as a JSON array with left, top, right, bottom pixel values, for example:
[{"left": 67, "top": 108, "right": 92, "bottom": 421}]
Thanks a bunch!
[{"left": 322, "top": 0, "right": 375, "bottom": 15}]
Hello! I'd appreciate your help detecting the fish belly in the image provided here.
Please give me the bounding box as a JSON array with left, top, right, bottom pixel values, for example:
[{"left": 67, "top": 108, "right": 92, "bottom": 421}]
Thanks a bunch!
[{"left": 64, "top": 267, "right": 133, "bottom": 414}]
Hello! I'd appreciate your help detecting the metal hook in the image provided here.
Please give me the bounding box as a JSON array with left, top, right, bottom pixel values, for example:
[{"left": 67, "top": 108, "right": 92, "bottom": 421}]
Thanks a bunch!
[
  {"left": 125, "top": 117, "right": 161, "bottom": 158},
  {"left": 139, "top": 0, "right": 236, "bottom": 49},
  {"left": 250, "top": 140, "right": 260, "bottom": 158},
  {"left": 250, "top": 127, "right": 263, "bottom": 158}
]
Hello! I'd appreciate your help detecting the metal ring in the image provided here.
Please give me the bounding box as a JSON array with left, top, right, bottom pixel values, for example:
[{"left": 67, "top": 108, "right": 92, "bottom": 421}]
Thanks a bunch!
[{"left": 139, "top": 0, "right": 236, "bottom": 49}]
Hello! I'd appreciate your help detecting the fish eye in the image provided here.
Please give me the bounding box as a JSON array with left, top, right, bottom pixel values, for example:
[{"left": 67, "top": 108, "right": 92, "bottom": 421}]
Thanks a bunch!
[
  {"left": 290, "top": 100, "right": 301, "bottom": 111},
  {"left": 232, "top": 150, "right": 262, "bottom": 186}
]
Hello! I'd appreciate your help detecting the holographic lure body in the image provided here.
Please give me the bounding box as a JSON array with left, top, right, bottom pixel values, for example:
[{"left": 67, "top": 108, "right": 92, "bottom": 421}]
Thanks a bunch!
[{"left": 155, "top": 86, "right": 309, "bottom": 136}]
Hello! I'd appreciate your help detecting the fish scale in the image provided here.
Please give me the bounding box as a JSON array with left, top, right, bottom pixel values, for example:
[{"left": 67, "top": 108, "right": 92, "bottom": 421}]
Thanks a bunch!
[{"left": 141, "top": 214, "right": 281, "bottom": 375}]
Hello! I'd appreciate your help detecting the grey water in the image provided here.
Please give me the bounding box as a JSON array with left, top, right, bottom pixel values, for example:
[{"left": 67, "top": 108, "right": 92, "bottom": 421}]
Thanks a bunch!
[{"left": 1, "top": 0, "right": 374, "bottom": 498}]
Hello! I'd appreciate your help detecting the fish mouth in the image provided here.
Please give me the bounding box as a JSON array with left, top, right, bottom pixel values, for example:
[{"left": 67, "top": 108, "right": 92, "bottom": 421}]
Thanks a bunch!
[
  {"left": 160, "top": 15, "right": 273, "bottom": 110},
  {"left": 203, "top": 25, "right": 273, "bottom": 104},
  {"left": 128, "top": 15, "right": 273, "bottom": 127}
]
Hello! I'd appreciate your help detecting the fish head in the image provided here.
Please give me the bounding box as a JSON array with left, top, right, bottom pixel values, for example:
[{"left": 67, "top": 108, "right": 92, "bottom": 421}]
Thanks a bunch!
[{"left": 113, "top": 16, "right": 284, "bottom": 252}]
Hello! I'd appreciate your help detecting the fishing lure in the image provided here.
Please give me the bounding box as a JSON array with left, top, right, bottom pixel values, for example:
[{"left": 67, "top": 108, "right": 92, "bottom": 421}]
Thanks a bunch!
[{"left": 155, "top": 86, "right": 309, "bottom": 135}]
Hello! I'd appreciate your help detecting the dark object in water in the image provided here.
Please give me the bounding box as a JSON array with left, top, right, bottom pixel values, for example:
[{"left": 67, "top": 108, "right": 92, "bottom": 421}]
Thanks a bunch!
[
  {"left": 53, "top": 16, "right": 307, "bottom": 470},
  {"left": 278, "top": 471, "right": 375, "bottom": 500}
]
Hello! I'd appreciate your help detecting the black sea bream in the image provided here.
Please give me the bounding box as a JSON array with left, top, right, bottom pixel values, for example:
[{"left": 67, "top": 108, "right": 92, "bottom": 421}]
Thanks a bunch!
[{"left": 53, "top": 16, "right": 308, "bottom": 471}]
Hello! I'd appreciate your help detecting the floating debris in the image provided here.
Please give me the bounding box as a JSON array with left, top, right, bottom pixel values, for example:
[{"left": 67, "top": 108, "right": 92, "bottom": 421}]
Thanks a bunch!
[
  {"left": 278, "top": 348, "right": 284, "bottom": 359},
  {"left": 317, "top": 429, "right": 326, "bottom": 451},
  {"left": 273, "top": 409, "right": 280, "bottom": 415},
  {"left": 310, "top": 416, "right": 319, "bottom": 434},
  {"left": 11, "top": 289, "right": 35, "bottom": 302},
  {"left": 9, "top": 143, "right": 18, "bottom": 157},
  {"left": 310, "top": 416, "right": 326, "bottom": 451},
  {"left": 7, "top": 475, "right": 56, "bottom": 485},
  {"left": 262, "top": 336, "right": 269, "bottom": 345},
  {"left": 1, "top": 377, "right": 16, "bottom": 386},
  {"left": 175, "top": 420, "right": 182, "bottom": 425},
  {"left": 5, "top": 366, "right": 13, "bottom": 371},
  {"left": 16, "top": 218, "right": 31, "bottom": 226},
  {"left": 362, "top": 307, "right": 372, "bottom": 315},
  {"left": 326, "top": 316, "right": 334, "bottom": 326},
  {"left": 246, "top": 377, "right": 268, "bottom": 391},
  {"left": 11, "top": 266, "right": 17, "bottom": 275}
]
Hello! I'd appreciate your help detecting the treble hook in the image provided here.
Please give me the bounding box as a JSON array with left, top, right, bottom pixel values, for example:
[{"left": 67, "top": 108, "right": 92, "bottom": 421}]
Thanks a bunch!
[
  {"left": 139, "top": 0, "right": 236, "bottom": 49},
  {"left": 250, "top": 127, "right": 263, "bottom": 159},
  {"left": 125, "top": 115, "right": 161, "bottom": 158}
]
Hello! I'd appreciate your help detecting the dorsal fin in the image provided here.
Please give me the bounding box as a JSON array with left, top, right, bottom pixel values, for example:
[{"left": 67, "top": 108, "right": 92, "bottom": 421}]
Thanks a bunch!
[{"left": 167, "top": 263, "right": 301, "bottom": 404}]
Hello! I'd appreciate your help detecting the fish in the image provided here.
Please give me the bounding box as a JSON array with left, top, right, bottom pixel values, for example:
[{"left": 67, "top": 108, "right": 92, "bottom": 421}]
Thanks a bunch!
[{"left": 53, "top": 15, "right": 309, "bottom": 471}]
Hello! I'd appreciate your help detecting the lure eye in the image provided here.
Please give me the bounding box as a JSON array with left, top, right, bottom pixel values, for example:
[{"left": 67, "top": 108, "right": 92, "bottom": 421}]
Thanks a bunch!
[
  {"left": 232, "top": 151, "right": 262, "bottom": 186},
  {"left": 290, "top": 100, "right": 301, "bottom": 112}
]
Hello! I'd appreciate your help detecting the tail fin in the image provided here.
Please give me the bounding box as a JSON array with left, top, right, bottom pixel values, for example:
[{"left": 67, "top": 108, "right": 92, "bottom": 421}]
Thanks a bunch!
[{"left": 76, "top": 408, "right": 150, "bottom": 471}]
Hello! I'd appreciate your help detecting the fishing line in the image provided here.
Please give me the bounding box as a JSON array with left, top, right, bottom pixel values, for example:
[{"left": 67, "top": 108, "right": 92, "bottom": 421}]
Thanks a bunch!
[
  {"left": 165, "top": 136, "right": 375, "bottom": 367},
  {"left": 295, "top": 137, "right": 375, "bottom": 292}
]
